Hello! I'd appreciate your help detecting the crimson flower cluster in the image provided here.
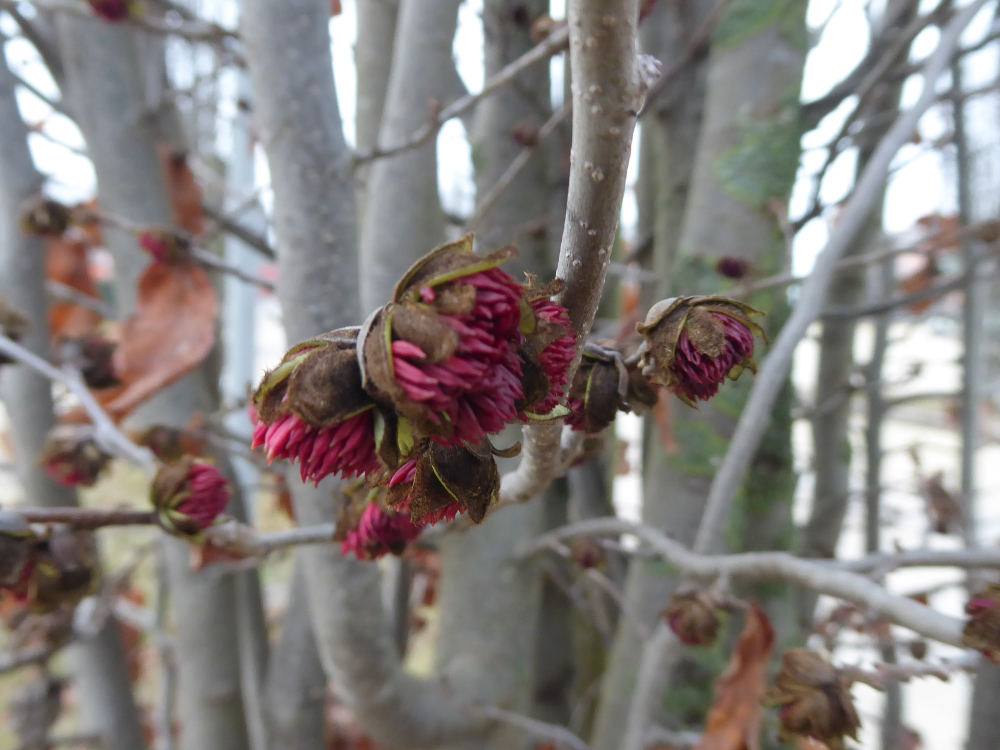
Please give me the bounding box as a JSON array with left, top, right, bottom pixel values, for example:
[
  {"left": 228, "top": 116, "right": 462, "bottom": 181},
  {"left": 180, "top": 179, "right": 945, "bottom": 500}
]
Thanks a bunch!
[{"left": 251, "top": 237, "right": 575, "bottom": 558}]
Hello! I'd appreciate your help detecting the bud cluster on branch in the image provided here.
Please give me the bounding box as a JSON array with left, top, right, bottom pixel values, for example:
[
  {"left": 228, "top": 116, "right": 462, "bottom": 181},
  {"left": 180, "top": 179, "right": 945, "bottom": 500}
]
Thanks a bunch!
[{"left": 249, "top": 237, "right": 764, "bottom": 560}]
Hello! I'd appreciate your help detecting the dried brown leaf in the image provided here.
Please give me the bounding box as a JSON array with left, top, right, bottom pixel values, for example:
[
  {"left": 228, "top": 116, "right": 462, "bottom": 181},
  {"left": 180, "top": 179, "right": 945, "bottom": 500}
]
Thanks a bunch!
[
  {"left": 106, "top": 261, "right": 217, "bottom": 420},
  {"left": 693, "top": 602, "right": 775, "bottom": 750},
  {"left": 46, "top": 236, "right": 103, "bottom": 341}
]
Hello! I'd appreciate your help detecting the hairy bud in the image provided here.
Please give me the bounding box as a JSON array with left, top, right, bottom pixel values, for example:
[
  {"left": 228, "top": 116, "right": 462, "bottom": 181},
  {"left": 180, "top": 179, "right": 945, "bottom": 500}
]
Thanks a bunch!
[
  {"left": 767, "top": 648, "right": 860, "bottom": 750},
  {"left": 517, "top": 277, "right": 575, "bottom": 418},
  {"left": 38, "top": 426, "right": 112, "bottom": 488},
  {"left": 0, "top": 298, "right": 30, "bottom": 366},
  {"left": 151, "top": 457, "right": 230, "bottom": 536},
  {"left": 0, "top": 511, "right": 36, "bottom": 592},
  {"left": 637, "top": 296, "right": 764, "bottom": 405},
  {"left": 663, "top": 590, "right": 721, "bottom": 647},
  {"left": 359, "top": 236, "right": 525, "bottom": 445},
  {"left": 28, "top": 527, "right": 98, "bottom": 614}
]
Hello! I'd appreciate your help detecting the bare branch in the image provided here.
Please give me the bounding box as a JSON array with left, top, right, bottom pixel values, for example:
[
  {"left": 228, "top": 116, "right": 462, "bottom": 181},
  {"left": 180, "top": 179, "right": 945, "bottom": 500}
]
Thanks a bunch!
[
  {"left": 353, "top": 25, "right": 569, "bottom": 164},
  {"left": 521, "top": 518, "right": 970, "bottom": 645},
  {"left": 0, "top": 335, "right": 157, "bottom": 471},
  {"left": 17, "top": 507, "right": 156, "bottom": 528},
  {"left": 474, "top": 707, "right": 591, "bottom": 750},
  {"left": 691, "top": 0, "right": 989, "bottom": 558}
]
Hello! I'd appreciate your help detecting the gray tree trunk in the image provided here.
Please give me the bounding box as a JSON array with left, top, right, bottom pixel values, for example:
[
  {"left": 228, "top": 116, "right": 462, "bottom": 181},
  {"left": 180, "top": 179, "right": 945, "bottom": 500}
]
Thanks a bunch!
[
  {"left": 588, "top": 3, "right": 714, "bottom": 746},
  {"left": 243, "top": 2, "right": 487, "bottom": 747},
  {"left": 0, "top": 40, "right": 147, "bottom": 750},
  {"left": 358, "top": 0, "right": 461, "bottom": 314},
  {"left": 55, "top": 17, "right": 255, "bottom": 750}
]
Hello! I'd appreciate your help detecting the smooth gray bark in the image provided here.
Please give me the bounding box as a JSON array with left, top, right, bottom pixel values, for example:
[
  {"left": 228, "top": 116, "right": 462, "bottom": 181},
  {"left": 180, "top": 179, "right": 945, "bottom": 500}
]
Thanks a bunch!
[
  {"left": 242, "top": 1, "right": 489, "bottom": 747},
  {"left": 264, "top": 560, "right": 328, "bottom": 750},
  {"left": 587, "top": 4, "right": 714, "bottom": 746},
  {"left": 359, "top": 0, "right": 461, "bottom": 314},
  {"left": 55, "top": 17, "right": 254, "bottom": 750},
  {"left": 0, "top": 41, "right": 147, "bottom": 750}
]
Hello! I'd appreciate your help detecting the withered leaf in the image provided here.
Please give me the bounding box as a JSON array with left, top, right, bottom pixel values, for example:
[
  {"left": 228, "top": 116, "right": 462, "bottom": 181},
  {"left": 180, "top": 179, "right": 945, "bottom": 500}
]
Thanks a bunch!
[
  {"left": 693, "top": 602, "right": 774, "bottom": 750},
  {"left": 106, "top": 261, "right": 217, "bottom": 420}
]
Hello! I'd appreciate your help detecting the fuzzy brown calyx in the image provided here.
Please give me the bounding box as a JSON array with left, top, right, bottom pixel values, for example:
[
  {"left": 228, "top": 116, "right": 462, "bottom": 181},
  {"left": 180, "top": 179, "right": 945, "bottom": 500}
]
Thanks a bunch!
[
  {"left": 389, "top": 438, "right": 517, "bottom": 524},
  {"left": 18, "top": 195, "right": 71, "bottom": 237},
  {"left": 767, "top": 648, "right": 860, "bottom": 750},
  {"left": 253, "top": 328, "right": 374, "bottom": 428},
  {"left": 662, "top": 590, "right": 721, "bottom": 647},
  {"left": 38, "top": 425, "right": 113, "bottom": 488},
  {"left": 636, "top": 296, "right": 765, "bottom": 401},
  {"left": 391, "top": 234, "right": 517, "bottom": 304}
]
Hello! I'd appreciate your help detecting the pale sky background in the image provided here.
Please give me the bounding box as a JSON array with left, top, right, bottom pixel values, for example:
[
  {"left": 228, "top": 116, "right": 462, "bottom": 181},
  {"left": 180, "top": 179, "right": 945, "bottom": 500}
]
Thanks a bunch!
[{"left": 3, "top": 1, "right": 1000, "bottom": 747}]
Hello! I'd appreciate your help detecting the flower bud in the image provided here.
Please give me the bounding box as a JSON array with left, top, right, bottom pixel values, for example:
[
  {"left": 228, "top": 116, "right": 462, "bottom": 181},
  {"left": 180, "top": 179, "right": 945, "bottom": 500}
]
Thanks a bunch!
[
  {"left": 38, "top": 426, "right": 112, "bottom": 488},
  {"left": 340, "top": 497, "right": 423, "bottom": 561},
  {"left": 569, "top": 537, "right": 605, "bottom": 569},
  {"left": 768, "top": 648, "right": 860, "bottom": 750},
  {"left": 151, "top": 457, "right": 230, "bottom": 536},
  {"left": 383, "top": 437, "right": 516, "bottom": 525},
  {"left": 663, "top": 590, "right": 721, "bottom": 647},
  {"left": 359, "top": 235, "right": 525, "bottom": 445},
  {"left": 637, "top": 296, "right": 764, "bottom": 405},
  {"left": 517, "top": 278, "right": 575, "bottom": 418},
  {"left": 963, "top": 583, "right": 1000, "bottom": 663},
  {"left": 252, "top": 328, "right": 380, "bottom": 484},
  {"left": 715, "top": 256, "right": 751, "bottom": 280},
  {"left": 18, "top": 196, "right": 71, "bottom": 237}
]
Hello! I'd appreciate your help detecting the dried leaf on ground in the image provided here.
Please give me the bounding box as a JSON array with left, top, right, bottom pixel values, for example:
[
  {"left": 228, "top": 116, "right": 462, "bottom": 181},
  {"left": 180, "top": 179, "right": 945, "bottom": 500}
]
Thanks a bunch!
[
  {"left": 46, "top": 236, "right": 103, "bottom": 340},
  {"left": 157, "top": 144, "right": 205, "bottom": 236},
  {"left": 693, "top": 602, "right": 775, "bottom": 750},
  {"left": 106, "top": 260, "right": 217, "bottom": 420}
]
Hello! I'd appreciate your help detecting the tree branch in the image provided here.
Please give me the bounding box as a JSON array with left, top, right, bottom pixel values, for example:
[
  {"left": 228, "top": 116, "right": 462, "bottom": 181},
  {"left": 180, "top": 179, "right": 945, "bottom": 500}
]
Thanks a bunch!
[
  {"left": 353, "top": 25, "right": 569, "bottom": 164},
  {"left": 521, "top": 518, "right": 971, "bottom": 645},
  {"left": 691, "top": 0, "right": 989, "bottom": 558}
]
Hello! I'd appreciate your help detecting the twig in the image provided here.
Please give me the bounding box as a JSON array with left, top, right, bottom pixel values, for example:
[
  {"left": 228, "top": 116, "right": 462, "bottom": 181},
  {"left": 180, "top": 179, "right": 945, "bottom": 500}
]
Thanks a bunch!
[
  {"left": 474, "top": 706, "right": 591, "bottom": 750},
  {"left": 353, "top": 25, "right": 570, "bottom": 164},
  {"left": 15, "top": 507, "right": 156, "bottom": 528},
  {"left": 636, "top": 0, "right": 729, "bottom": 117},
  {"left": 200, "top": 204, "right": 275, "bottom": 260},
  {"left": 0, "top": 645, "right": 54, "bottom": 675},
  {"left": 691, "top": 0, "right": 989, "bottom": 559},
  {"left": 643, "top": 726, "right": 701, "bottom": 750},
  {"left": 840, "top": 653, "right": 980, "bottom": 690},
  {"left": 0, "top": 335, "right": 157, "bottom": 471},
  {"left": 465, "top": 104, "right": 570, "bottom": 232},
  {"left": 521, "top": 518, "right": 969, "bottom": 645},
  {"left": 189, "top": 247, "right": 275, "bottom": 291}
]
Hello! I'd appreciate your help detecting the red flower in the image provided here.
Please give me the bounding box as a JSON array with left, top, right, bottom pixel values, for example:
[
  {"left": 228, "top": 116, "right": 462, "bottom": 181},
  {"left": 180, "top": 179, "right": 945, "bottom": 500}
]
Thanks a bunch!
[
  {"left": 252, "top": 330, "right": 381, "bottom": 484},
  {"left": 388, "top": 268, "right": 525, "bottom": 445},
  {"left": 87, "top": 0, "right": 131, "bottom": 22},
  {"left": 175, "top": 462, "right": 230, "bottom": 530},
  {"left": 637, "top": 297, "right": 763, "bottom": 406},
  {"left": 251, "top": 409, "right": 379, "bottom": 485},
  {"left": 386, "top": 459, "right": 462, "bottom": 526},
  {"left": 151, "top": 457, "right": 230, "bottom": 535},
  {"left": 341, "top": 502, "right": 423, "bottom": 560},
  {"left": 359, "top": 237, "right": 527, "bottom": 447},
  {"left": 522, "top": 297, "right": 575, "bottom": 417},
  {"left": 671, "top": 313, "right": 755, "bottom": 403}
]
